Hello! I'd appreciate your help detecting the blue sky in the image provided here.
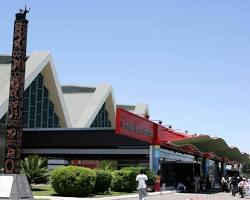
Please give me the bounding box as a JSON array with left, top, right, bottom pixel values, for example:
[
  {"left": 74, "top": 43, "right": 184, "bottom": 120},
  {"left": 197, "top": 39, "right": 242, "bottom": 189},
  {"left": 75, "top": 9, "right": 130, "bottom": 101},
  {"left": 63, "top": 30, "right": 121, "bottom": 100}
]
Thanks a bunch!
[{"left": 1, "top": 1, "right": 250, "bottom": 153}]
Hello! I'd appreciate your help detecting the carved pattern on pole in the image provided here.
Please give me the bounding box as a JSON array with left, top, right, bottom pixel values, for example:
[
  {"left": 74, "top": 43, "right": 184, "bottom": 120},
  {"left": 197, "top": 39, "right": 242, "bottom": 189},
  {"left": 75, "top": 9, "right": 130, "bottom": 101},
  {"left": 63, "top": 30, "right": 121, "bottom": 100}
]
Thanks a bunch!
[{"left": 4, "top": 10, "right": 28, "bottom": 174}]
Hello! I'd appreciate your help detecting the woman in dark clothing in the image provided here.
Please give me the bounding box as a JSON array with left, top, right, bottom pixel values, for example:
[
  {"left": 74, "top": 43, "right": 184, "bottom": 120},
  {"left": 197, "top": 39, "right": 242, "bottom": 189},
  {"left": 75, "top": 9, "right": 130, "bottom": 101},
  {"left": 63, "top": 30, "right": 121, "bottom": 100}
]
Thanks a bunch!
[
  {"left": 205, "top": 175, "right": 211, "bottom": 192},
  {"left": 231, "top": 177, "right": 238, "bottom": 196}
]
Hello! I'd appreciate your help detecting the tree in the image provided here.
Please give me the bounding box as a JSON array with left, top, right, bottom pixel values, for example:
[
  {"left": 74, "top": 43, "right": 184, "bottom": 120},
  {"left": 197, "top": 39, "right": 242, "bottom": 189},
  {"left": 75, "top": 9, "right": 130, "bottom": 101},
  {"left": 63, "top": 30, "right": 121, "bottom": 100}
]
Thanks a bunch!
[
  {"left": 241, "top": 162, "right": 250, "bottom": 178},
  {"left": 242, "top": 162, "right": 250, "bottom": 173},
  {"left": 21, "top": 155, "right": 49, "bottom": 184}
]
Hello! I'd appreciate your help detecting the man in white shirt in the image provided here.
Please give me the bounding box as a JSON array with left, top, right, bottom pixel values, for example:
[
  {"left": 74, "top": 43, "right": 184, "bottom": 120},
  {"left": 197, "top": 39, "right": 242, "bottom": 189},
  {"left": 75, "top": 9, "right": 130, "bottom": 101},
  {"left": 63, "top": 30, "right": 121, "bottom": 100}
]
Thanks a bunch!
[
  {"left": 238, "top": 178, "right": 246, "bottom": 198},
  {"left": 136, "top": 169, "right": 148, "bottom": 200}
]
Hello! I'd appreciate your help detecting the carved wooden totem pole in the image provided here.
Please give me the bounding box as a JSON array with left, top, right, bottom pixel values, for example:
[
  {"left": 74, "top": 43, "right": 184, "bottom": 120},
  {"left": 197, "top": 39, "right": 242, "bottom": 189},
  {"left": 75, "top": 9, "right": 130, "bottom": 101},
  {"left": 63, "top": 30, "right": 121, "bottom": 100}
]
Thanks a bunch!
[{"left": 4, "top": 8, "right": 29, "bottom": 174}]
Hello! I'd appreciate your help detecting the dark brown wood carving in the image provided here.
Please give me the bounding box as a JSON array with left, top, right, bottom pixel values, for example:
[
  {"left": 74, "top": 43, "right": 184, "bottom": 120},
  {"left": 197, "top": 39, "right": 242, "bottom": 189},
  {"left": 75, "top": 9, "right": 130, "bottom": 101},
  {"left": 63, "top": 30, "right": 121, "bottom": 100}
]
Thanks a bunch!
[{"left": 4, "top": 8, "right": 29, "bottom": 174}]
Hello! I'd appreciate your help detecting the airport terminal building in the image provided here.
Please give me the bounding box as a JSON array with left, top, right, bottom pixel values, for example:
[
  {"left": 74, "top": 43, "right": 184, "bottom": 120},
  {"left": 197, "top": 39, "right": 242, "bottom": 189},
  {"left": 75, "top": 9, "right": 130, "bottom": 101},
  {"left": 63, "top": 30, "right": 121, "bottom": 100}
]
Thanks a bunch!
[{"left": 0, "top": 52, "right": 249, "bottom": 188}]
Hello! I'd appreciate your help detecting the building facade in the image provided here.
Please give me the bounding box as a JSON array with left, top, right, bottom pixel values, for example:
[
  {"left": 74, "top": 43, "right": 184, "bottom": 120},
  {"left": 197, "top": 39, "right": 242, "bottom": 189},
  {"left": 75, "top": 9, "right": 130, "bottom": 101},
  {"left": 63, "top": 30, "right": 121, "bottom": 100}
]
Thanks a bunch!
[{"left": 0, "top": 52, "right": 249, "bottom": 188}]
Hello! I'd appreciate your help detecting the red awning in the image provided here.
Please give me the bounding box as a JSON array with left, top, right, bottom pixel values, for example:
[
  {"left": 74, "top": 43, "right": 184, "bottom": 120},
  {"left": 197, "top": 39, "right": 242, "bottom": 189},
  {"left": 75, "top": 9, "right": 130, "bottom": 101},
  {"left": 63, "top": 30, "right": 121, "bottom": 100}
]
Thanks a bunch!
[
  {"left": 157, "top": 128, "right": 192, "bottom": 143},
  {"left": 115, "top": 108, "right": 249, "bottom": 164}
]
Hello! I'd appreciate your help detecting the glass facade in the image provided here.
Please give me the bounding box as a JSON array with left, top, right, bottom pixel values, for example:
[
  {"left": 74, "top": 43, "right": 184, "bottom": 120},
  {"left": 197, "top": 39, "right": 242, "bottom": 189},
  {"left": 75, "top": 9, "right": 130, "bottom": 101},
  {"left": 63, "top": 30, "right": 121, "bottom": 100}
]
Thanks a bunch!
[
  {"left": 205, "top": 159, "right": 221, "bottom": 187},
  {"left": 0, "top": 73, "right": 60, "bottom": 128},
  {"left": 90, "top": 103, "right": 111, "bottom": 127},
  {"left": 0, "top": 114, "right": 6, "bottom": 125}
]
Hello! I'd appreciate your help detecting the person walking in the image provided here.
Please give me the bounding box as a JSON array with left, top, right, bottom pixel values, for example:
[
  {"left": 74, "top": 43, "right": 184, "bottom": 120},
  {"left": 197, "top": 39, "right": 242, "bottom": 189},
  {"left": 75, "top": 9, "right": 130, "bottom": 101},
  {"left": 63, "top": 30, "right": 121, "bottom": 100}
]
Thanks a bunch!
[
  {"left": 193, "top": 174, "right": 201, "bottom": 193},
  {"left": 238, "top": 177, "right": 246, "bottom": 198},
  {"left": 231, "top": 176, "right": 238, "bottom": 196},
  {"left": 205, "top": 175, "right": 211, "bottom": 192},
  {"left": 136, "top": 169, "right": 148, "bottom": 200},
  {"left": 221, "top": 176, "right": 227, "bottom": 192}
]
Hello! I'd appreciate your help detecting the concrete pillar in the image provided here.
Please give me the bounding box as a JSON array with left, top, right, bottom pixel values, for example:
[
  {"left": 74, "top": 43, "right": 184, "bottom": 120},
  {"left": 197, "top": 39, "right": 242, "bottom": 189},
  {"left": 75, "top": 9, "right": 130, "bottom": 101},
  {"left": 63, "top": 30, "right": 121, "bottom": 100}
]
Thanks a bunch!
[{"left": 149, "top": 145, "right": 160, "bottom": 173}]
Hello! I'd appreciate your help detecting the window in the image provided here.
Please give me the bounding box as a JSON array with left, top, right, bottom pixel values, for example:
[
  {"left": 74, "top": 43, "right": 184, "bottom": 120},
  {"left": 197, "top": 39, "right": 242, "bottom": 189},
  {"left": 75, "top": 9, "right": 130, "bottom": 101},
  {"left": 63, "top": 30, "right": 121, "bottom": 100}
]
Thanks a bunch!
[
  {"left": 48, "top": 101, "right": 54, "bottom": 127},
  {"left": 90, "top": 103, "right": 111, "bottom": 128},
  {"left": 1, "top": 73, "right": 60, "bottom": 128},
  {"left": 0, "top": 114, "right": 6, "bottom": 125}
]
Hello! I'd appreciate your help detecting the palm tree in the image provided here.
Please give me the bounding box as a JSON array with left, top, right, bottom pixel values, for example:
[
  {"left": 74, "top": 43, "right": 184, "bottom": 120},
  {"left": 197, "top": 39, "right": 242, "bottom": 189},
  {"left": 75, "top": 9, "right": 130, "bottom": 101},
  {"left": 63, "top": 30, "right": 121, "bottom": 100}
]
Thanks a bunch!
[
  {"left": 97, "top": 160, "right": 115, "bottom": 171},
  {"left": 21, "top": 155, "right": 49, "bottom": 184}
]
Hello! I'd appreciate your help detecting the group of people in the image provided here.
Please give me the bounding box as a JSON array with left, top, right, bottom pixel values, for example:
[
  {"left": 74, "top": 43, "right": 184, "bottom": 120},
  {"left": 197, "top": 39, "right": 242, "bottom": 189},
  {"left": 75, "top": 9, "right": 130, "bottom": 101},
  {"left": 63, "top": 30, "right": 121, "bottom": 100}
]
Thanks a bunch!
[
  {"left": 176, "top": 174, "right": 202, "bottom": 193},
  {"left": 176, "top": 174, "right": 214, "bottom": 193},
  {"left": 221, "top": 176, "right": 250, "bottom": 198},
  {"left": 136, "top": 170, "right": 250, "bottom": 200}
]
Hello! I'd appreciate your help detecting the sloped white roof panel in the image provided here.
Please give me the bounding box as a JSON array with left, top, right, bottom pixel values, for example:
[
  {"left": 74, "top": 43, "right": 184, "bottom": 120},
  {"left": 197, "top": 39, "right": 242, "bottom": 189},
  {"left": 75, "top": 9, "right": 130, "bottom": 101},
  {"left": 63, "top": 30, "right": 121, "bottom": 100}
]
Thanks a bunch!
[
  {"left": 0, "top": 64, "right": 11, "bottom": 107},
  {"left": 77, "top": 83, "right": 114, "bottom": 128},
  {"left": 62, "top": 83, "right": 116, "bottom": 128},
  {"left": 63, "top": 92, "right": 93, "bottom": 127},
  {"left": 0, "top": 64, "right": 11, "bottom": 92}
]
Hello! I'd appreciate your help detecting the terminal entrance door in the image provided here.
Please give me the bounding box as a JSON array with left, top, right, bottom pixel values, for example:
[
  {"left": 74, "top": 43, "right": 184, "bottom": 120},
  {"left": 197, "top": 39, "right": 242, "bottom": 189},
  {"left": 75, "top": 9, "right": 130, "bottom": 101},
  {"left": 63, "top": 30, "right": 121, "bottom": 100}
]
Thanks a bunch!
[
  {"left": 159, "top": 148, "right": 200, "bottom": 188},
  {"left": 160, "top": 161, "right": 201, "bottom": 188}
]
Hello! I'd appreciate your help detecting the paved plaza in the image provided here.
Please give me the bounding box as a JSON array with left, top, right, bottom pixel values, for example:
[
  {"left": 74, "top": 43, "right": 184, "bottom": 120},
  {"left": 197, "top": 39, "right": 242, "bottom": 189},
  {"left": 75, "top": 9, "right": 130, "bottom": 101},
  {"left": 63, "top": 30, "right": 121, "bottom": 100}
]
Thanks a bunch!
[
  {"left": 121, "top": 193, "right": 250, "bottom": 200},
  {"left": 35, "top": 192, "right": 250, "bottom": 200}
]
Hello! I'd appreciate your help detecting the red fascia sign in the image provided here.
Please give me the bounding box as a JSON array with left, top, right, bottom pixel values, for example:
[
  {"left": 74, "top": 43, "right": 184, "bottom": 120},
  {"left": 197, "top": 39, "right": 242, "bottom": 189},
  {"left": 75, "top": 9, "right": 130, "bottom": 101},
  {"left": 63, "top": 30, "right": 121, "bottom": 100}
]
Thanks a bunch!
[
  {"left": 116, "top": 109, "right": 224, "bottom": 161},
  {"left": 116, "top": 108, "right": 157, "bottom": 144},
  {"left": 115, "top": 108, "right": 191, "bottom": 145}
]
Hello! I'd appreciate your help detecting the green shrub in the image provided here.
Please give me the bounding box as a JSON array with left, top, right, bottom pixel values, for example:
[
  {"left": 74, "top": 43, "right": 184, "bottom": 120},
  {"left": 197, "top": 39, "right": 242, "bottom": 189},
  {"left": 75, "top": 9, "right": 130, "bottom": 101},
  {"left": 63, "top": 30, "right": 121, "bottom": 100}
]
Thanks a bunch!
[
  {"left": 21, "top": 155, "right": 49, "bottom": 184},
  {"left": 94, "top": 170, "right": 112, "bottom": 193},
  {"left": 122, "top": 166, "right": 141, "bottom": 174},
  {"left": 111, "top": 170, "right": 137, "bottom": 192},
  {"left": 122, "top": 167, "right": 156, "bottom": 187},
  {"left": 51, "top": 166, "right": 96, "bottom": 197},
  {"left": 144, "top": 168, "right": 156, "bottom": 187}
]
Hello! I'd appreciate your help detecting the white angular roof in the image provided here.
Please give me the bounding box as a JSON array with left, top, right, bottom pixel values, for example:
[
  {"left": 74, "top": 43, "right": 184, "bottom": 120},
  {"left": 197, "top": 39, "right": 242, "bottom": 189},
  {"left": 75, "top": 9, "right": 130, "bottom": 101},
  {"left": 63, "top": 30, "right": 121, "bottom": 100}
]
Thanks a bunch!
[
  {"left": 0, "top": 51, "right": 149, "bottom": 129},
  {"left": 62, "top": 83, "right": 116, "bottom": 128},
  {"left": 62, "top": 86, "right": 95, "bottom": 127},
  {"left": 0, "top": 52, "right": 71, "bottom": 128}
]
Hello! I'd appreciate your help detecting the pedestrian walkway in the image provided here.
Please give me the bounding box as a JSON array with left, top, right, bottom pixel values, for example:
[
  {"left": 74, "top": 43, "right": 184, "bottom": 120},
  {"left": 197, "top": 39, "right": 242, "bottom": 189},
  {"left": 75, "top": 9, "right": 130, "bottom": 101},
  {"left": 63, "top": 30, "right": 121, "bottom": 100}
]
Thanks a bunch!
[
  {"left": 35, "top": 190, "right": 174, "bottom": 200},
  {"left": 185, "top": 194, "right": 206, "bottom": 200}
]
